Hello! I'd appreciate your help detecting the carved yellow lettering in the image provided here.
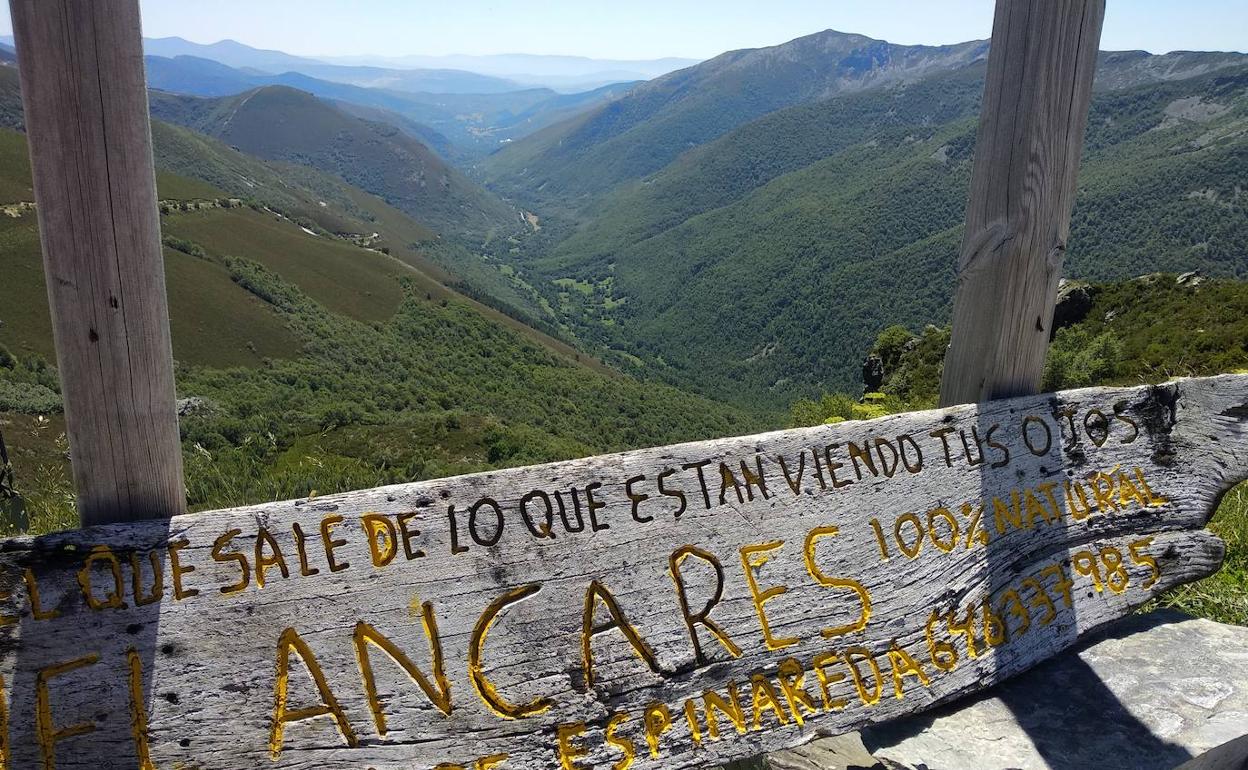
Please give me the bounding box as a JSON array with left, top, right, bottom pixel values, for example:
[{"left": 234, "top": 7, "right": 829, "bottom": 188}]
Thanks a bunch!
[
  {"left": 886, "top": 641, "right": 931, "bottom": 699},
  {"left": 581, "top": 581, "right": 661, "bottom": 690},
  {"left": 992, "top": 493, "right": 1022, "bottom": 534},
  {"left": 254, "top": 526, "right": 291, "bottom": 588},
  {"left": 127, "top": 648, "right": 156, "bottom": 770},
  {"left": 1090, "top": 473, "right": 1119, "bottom": 513},
  {"left": 605, "top": 712, "right": 636, "bottom": 770},
  {"left": 740, "top": 541, "right": 799, "bottom": 651},
  {"left": 1116, "top": 471, "right": 1147, "bottom": 508},
  {"left": 1064, "top": 480, "right": 1093, "bottom": 520},
  {"left": 361, "top": 514, "right": 399, "bottom": 568},
  {"left": 556, "top": 722, "right": 589, "bottom": 770},
  {"left": 77, "top": 546, "right": 125, "bottom": 610},
  {"left": 469, "top": 584, "right": 552, "bottom": 719},
  {"left": 776, "top": 658, "right": 820, "bottom": 726},
  {"left": 269, "top": 627, "right": 358, "bottom": 759},
  {"left": 212, "top": 529, "right": 251, "bottom": 595},
  {"left": 669, "top": 546, "right": 743, "bottom": 664},
  {"left": 683, "top": 699, "right": 703, "bottom": 746},
  {"left": 354, "top": 608, "right": 452, "bottom": 737},
  {"left": 843, "top": 646, "right": 884, "bottom": 706},
  {"left": 1022, "top": 488, "right": 1054, "bottom": 527},
  {"left": 128, "top": 550, "right": 164, "bottom": 607},
  {"left": 35, "top": 653, "right": 100, "bottom": 770},
  {"left": 168, "top": 539, "right": 198, "bottom": 600},
  {"left": 748, "top": 674, "right": 789, "bottom": 730},
  {"left": 703, "top": 682, "right": 746, "bottom": 739},
  {"left": 803, "top": 526, "right": 872, "bottom": 638},
  {"left": 23, "top": 568, "right": 59, "bottom": 620},
  {"left": 811, "top": 652, "right": 849, "bottom": 711},
  {"left": 643, "top": 702, "right": 672, "bottom": 758},
  {"left": 320, "top": 515, "right": 350, "bottom": 572}
]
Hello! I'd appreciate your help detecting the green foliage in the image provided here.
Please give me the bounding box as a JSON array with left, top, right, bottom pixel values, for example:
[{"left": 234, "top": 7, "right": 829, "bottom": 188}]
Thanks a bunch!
[
  {"left": 878, "top": 326, "right": 950, "bottom": 408},
  {"left": 873, "top": 325, "right": 918, "bottom": 374},
  {"left": 792, "top": 277, "right": 1248, "bottom": 623},
  {"left": 1042, "top": 328, "right": 1125, "bottom": 391},
  {"left": 162, "top": 234, "right": 208, "bottom": 259},
  {"left": 162, "top": 259, "right": 753, "bottom": 510}
]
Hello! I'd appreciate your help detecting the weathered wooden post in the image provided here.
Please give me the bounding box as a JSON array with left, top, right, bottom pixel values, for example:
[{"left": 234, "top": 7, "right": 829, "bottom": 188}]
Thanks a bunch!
[
  {"left": 10, "top": 0, "right": 186, "bottom": 523},
  {"left": 940, "top": 0, "right": 1106, "bottom": 407}
]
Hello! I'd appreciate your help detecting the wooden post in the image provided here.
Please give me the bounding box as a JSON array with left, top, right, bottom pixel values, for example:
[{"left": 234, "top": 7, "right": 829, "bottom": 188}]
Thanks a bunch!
[
  {"left": 10, "top": 0, "right": 186, "bottom": 523},
  {"left": 939, "top": 0, "right": 1106, "bottom": 407}
]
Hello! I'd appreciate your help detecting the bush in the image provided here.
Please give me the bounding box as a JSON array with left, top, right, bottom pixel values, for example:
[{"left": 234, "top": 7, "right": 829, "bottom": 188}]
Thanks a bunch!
[{"left": 1043, "top": 328, "right": 1124, "bottom": 391}]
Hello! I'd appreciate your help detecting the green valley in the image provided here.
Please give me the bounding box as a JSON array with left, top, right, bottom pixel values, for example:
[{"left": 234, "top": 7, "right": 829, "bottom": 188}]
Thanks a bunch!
[{"left": 476, "top": 42, "right": 1248, "bottom": 410}]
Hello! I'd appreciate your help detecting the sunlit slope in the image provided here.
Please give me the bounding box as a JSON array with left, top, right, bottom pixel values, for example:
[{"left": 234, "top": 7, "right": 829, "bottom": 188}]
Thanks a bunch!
[
  {"left": 0, "top": 209, "right": 299, "bottom": 368},
  {"left": 149, "top": 85, "right": 520, "bottom": 240}
]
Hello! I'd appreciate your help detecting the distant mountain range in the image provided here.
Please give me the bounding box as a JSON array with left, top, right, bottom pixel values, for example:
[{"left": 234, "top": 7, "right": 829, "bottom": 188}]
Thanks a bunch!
[
  {"left": 140, "top": 36, "right": 694, "bottom": 93},
  {"left": 143, "top": 37, "right": 526, "bottom": 94},
  {"left": 317, "top": 52, "right": 701, "bottom": 91},
  {"left": 142, "top": 54, "right": 636, "bottom": 159}
]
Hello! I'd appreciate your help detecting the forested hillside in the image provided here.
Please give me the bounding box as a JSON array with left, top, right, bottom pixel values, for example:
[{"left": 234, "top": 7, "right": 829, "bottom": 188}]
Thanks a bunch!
[
  {"left": 475, "top": 46, "right": 1248, "bottom": 409},
  {"left": 480, "top": 30, "right": 991, "bottom": 208}
]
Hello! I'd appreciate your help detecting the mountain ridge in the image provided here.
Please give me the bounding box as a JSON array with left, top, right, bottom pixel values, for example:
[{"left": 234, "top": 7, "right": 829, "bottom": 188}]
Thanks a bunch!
[
  {"left": 482, "top": 29, "right": 1248, "bottom": 211},
  {"left": 147, "top": 84, "right": 520, "bottom": 241}
]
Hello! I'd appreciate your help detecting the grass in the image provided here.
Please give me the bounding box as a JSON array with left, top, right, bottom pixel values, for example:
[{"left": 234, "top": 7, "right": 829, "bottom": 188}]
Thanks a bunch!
[
  {"left": 1145, "top": 482, "right": 1248, "bottom": 624},
  {"left": 162, "top": 207, "right": 408, "bottom": 324},
  {"left": 0, "top": 214, "right": 53, "bottom": 360},
  {"left": 0, "top": 211, "right": 300, "bottom": 368},
  {"left": 0, "top": 130, "right": 32, "bottom": 203}
]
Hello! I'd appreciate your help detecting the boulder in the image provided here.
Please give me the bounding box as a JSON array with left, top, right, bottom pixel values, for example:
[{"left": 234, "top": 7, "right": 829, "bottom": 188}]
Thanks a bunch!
[{"left": 1051, "top": 279, "right": 1097, "bottom": 337}]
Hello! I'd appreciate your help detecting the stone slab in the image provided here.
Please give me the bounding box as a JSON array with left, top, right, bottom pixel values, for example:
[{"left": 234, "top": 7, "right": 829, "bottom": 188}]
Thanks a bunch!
[{"left": 850, "top": 610, "right": 1248, "bottom": 769}]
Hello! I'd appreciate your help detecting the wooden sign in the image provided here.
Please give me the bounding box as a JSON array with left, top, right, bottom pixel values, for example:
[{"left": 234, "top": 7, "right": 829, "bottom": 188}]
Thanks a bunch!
[{"left": 0, "top": 376, "right": 1243, "bottom": 769}]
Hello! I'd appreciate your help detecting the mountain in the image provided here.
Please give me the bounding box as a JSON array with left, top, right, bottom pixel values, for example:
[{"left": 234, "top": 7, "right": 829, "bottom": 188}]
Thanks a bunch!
[
  {"left": 481, "top": 30, "right": 1248, "bottom": 212},
  {"left": 147, "top": 85, "right": 519, "bottom": 240},
  {"left": 474, "top": 32, "right": 1248, "bottom": 409},
  {"left": 143, "top": 36, "right": 323, "bottom": 73},
  {"left": 143, "top": 55, "right": 634, "bottom": 159},
  {"left": 480, "top": 30, "right": 991, "bottom": 209}
]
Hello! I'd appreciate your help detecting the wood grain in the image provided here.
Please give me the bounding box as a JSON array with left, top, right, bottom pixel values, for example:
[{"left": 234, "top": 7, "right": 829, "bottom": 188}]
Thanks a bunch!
[
  {"left": 9, "top": 0, "right": 185, "bottom": 524},
  {"left": 939, "top": 0, "right": 1107, "bottom": 407},
  {"left": 0, "top": 375, "right": 1242, "bottom": 769}
]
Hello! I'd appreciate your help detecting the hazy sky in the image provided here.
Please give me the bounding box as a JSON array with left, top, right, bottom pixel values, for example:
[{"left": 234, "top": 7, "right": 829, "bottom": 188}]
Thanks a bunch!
[{"left": 2, "top": 1, "right": 1245, "bottom": 60}]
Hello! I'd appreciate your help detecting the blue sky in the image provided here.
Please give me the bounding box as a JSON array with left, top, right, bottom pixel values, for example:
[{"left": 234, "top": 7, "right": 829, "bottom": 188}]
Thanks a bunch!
[{"left": 2, "top": 1, "right": 1245, "bottom": 60}]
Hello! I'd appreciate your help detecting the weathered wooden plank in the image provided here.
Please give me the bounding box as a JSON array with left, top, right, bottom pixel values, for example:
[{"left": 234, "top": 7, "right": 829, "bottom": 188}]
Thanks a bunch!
[
  {"left": 0, "top": 375, "right": 1244, "bottom": 769},
  {"left": 9, "top": 0, "right": 186, "bottom": 523},
  {"left": 939, "top": 0, "right": 1106, "bottom": 406}
]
